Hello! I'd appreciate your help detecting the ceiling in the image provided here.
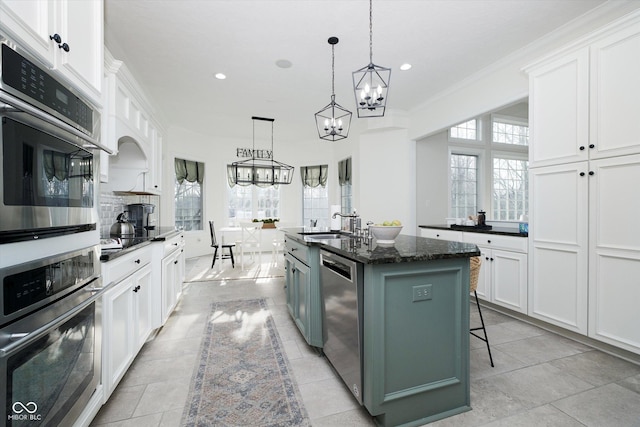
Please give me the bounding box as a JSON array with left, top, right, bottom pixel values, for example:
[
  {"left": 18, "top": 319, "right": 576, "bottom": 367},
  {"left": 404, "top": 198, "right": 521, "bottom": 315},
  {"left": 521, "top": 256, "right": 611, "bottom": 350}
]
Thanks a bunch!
[{"left": 104, "top": 0, "right": 607, "bottom": 142}]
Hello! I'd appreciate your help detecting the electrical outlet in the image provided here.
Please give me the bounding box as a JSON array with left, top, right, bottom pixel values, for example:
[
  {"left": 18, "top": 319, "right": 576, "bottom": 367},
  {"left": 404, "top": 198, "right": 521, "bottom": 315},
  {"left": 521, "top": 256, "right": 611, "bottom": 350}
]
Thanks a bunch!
[{"left": 413, "top": 284, "right": 432, "bottom": 302}]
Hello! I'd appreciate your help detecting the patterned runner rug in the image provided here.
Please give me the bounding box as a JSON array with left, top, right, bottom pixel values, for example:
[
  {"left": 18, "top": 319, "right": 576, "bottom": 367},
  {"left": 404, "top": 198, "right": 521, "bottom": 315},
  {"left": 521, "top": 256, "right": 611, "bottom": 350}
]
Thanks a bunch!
[{"left": 182, "top": 298, "right": 310, "bottom": 426}]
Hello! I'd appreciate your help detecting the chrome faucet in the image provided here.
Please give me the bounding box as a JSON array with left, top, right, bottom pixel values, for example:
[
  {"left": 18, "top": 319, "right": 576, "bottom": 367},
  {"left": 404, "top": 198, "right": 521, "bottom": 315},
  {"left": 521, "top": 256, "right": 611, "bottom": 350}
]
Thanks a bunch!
[{"left": 332, "top": 210, "right": 360, "bottom": 234}]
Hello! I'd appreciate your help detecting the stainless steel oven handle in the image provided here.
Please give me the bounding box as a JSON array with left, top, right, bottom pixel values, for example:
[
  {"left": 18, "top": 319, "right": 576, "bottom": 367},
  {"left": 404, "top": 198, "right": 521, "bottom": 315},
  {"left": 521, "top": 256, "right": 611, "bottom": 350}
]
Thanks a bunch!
[
  {"left": 0, "top": 91, "right": 114, "bottom": 154},
  {"left": 0, "top": 289, "right": 103, "bottom": 357}
]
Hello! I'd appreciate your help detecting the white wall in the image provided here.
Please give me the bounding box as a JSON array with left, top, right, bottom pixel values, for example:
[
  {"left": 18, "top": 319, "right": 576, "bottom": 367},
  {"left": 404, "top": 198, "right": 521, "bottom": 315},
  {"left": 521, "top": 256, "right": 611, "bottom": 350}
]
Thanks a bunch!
[{"left": 415, "top": 131, "right": 449, "bottom": 227}]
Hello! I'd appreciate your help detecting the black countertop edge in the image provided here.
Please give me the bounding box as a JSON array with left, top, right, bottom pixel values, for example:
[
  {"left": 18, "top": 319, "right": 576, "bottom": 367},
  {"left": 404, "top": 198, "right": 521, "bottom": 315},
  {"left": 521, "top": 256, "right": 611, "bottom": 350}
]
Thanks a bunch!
[
  {"left": 285, "top": 231, "right": 480, "bottom": 265},
  {"left": 419, "top": 224, "right": 527, "bottom": 237},
  {"left": 100, "top": 227, "right": 181, "bottom": 262}
]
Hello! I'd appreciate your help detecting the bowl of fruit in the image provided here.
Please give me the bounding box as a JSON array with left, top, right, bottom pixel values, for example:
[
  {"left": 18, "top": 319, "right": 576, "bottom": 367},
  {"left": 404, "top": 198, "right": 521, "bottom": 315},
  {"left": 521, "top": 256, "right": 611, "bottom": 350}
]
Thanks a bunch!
[{"left": 369, "top": 220, "right": 403, "bottom": 244}]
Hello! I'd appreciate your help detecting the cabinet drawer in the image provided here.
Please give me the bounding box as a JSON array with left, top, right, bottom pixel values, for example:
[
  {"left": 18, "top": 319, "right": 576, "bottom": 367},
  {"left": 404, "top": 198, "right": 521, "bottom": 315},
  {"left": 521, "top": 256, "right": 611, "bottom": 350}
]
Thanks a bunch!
[
  {"left": 102, "top": 247, "right": 152, "bottom": 286},
  {"left": 163, "top": 233, "right": 185, "bottom": 257},
  {"left": 463, "top": 232, "right": 527, "bottom": 253},
  {"left": 285, "top": 238, "right": 310, "bottom": 265},
  {"left": 420, "top": 228, "right": 463, "bottom": 242}
]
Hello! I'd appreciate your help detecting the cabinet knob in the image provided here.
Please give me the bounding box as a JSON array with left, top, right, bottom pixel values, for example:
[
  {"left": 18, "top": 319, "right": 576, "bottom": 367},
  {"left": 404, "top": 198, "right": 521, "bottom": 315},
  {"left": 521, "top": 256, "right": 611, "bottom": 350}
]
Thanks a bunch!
[
  {"left": 485, "top": 256, "right": 489, "bottom": 261},
  {"left": 579, "top": 146, "right": 585, "bottom": 150},
  {"left": 589, "top": 171, "right": 595, "bottom": 176},
  {"left": 174, "top": 260, "right": 178, "bottom": 265},
  {"left": 134, "top": 259, "right": 141, "bottom": 264},
  {"left": 487, "top": 240, "right": 491, "bottom": 244},
  {"left": 580, "top": 172, "right": 585, "bottom": 177},
  {"left": 589, "top": 144, "right": 595, "bottom": 149},
  {"left": 154, "top": 185, "right": 158, "bottom": 188},
  {"left": 58, "top": 43, "right": 70, "bottom": 52},
  {"left": 436, "top": 234, "right": 440, "bottom": 237},
  {"left": 49, "top": 33, "right": 62, "bottom": 43},
  {"left": 173, "top": 243, "right": 178, "bottom": 246},
  {"left": 490, "top": 257, "right": 494, "bottom": 261}
]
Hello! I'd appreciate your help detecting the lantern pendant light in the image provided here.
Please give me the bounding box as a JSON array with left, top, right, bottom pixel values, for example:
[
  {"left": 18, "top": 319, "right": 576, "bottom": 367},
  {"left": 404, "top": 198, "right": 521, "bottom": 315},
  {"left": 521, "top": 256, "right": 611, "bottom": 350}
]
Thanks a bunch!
[
  {"left": 352, "top": 0, "right": 391, "bottom": 118},
  {"left": 314, "top": 37, "right": 352, "bottom": 141}
]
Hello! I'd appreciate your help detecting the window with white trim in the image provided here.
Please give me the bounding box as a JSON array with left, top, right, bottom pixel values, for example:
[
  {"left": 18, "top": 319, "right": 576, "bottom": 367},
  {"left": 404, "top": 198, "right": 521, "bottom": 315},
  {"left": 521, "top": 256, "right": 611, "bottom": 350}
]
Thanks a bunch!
[
  {"left": 303, "top": 186, "right": 329, "bottom": 228},
  {"left": 174, "top": 158, "right": 204, "bottom": 231},
  {"left": 450, "top": 154, "right": 478, "bottom": 218},
  {"left": 492, "top": 115, "right": 529, "bottom": 146},
  {"left": 449, "top": 119, "right": 479, "bottom": 141},
  {"left": 227, "top": 185, "right": 281, "bottom": 223},
  {"left": 492, "top": 156, "right": 528, "bottom": 221}
]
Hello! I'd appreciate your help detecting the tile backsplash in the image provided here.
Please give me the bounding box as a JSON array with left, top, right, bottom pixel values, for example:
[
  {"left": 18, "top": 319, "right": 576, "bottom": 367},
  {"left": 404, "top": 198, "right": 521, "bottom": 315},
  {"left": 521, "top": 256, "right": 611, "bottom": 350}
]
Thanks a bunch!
[{"left": 99, "top": 191, "right": 160, "bottom": 238}]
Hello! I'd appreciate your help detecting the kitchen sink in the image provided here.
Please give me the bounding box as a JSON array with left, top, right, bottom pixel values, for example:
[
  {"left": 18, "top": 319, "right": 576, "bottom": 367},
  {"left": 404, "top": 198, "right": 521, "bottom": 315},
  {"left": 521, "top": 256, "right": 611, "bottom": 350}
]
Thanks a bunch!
[{"left": 305, "top": 233, "right": 350, "bottom": 240}]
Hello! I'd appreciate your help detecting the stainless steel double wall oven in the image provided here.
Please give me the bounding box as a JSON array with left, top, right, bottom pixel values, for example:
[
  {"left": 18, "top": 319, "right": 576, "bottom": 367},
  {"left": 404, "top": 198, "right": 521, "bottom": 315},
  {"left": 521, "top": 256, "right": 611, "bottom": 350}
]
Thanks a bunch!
[{"left": 0, "top": 40, "right": 109, "bottom": 426}]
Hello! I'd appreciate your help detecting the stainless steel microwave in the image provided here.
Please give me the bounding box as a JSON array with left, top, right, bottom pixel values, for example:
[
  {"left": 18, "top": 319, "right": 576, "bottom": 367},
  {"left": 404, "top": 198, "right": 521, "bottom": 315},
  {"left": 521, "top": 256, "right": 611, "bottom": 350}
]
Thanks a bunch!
[{"left": 0, "top": 42, "right": 109, "bottom": 243}]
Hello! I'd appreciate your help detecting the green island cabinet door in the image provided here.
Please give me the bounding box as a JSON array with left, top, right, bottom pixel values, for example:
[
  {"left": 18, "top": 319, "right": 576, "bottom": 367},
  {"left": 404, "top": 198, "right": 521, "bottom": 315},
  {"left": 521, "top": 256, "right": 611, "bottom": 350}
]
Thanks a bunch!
[{"left": 362, "top": 257, "right": 471, "bottom": 426}]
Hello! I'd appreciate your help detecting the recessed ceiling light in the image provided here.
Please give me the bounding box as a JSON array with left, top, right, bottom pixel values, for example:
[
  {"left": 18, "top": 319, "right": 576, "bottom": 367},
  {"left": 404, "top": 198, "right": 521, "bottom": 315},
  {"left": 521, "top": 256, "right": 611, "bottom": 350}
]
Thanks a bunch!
[
  {"left": 215, "top": 73, "right": 226, "bottom": 80},
  {"left": 275, "top": 59, "right": 293, "bottom": 69},
  {"left": 400, "top": 63, "right": 412, "bottom": 71}
]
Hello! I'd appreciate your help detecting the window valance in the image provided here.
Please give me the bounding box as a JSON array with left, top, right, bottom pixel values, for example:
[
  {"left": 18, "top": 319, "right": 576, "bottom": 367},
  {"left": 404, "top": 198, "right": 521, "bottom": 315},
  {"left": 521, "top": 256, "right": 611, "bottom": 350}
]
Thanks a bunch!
[
  {"left": 175, "top": 158, "right": 204, "bottom": 184},
  {"left": 300, "top": 165, "right": 328, "bottom": 188},
  {"left": 338, "top": 157, "right": 352, "bottom": 185}
]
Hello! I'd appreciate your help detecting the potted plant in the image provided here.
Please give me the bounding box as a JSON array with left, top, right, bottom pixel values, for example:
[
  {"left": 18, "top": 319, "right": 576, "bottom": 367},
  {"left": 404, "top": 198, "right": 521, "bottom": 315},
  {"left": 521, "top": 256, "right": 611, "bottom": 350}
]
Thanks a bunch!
[{"left": 253, "top": 218, "right": 280, "bottom": 229}]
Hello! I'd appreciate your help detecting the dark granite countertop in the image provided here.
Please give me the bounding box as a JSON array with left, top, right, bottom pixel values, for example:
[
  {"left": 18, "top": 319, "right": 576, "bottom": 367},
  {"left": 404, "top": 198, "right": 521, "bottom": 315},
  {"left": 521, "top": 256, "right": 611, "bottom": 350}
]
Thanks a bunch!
[
  {"left": 283, "top": 229, "right": 480, "bottom": 265},
  {"left": 100, "top": 227, "right": 181, "bottom": 261},
  {"left": 419, "top": 224, "right": 527, "bottom": 237}
]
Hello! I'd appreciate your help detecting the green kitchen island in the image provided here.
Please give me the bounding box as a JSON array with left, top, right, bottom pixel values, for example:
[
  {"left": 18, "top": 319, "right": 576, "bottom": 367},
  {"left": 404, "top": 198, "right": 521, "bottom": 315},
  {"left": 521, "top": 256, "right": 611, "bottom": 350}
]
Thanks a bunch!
[{"left": 283, "top": 229, "right": 480, "bottom": 427}]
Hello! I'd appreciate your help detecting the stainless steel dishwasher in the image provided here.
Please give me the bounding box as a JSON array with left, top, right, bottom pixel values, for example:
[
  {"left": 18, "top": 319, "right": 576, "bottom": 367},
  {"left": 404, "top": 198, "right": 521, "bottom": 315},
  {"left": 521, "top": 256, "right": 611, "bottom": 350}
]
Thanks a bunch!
[{"left": 320, "top": 249, "right": 364, "bottom": 405}]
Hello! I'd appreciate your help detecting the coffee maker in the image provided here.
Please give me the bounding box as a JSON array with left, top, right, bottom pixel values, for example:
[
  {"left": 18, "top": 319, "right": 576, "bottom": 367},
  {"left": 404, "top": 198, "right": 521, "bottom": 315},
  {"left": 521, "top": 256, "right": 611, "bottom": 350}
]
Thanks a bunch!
[{"left": 127, "top": 203, "right": 155, "bottom": 233}]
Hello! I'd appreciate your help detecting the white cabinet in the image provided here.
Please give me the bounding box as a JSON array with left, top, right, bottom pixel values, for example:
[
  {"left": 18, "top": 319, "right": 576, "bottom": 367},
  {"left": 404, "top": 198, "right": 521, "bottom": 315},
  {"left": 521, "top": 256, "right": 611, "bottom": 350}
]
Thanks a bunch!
[
  {"left": 528, "top": 47, "right": 589, "bottom": 167},
  {"left": 464, "top": 233, "right": 528, "bottom": 314},
  {"left": 419, "top": 228, "right": 463, "bottom": 242},
  {"left": 100, "top": 52, "right": 164, "bottom": 194},
  {"left": 0, "top": 0, "right": 103, "bottom": 105},
  {"left": 527, "top": 16, "right": 640, "bottom": 354},
  {"left": 588, "top": 155, "right": 640, "bottom": 353},
  {"left": 590, "top": 23, "right": 640, "bottom": 160},
  {"left": 419, "top": 227, "right": 528, "bottom": 312},
  {"left": 528, "top": 163, "right": 589, "bottom": 333},
  {"left": 102, "top": 260, "right": 152, "bottom": 401},
  {"left": 152, "top": 232, "right": 185, "bottom": 326}
]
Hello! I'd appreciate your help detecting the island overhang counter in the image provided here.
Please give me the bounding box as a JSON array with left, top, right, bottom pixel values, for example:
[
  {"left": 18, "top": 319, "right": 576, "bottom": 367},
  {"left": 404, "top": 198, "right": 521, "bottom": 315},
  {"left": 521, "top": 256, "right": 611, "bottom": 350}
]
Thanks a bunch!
[{"left": 283, "top": 229, "right": 480, "bottom": 426}]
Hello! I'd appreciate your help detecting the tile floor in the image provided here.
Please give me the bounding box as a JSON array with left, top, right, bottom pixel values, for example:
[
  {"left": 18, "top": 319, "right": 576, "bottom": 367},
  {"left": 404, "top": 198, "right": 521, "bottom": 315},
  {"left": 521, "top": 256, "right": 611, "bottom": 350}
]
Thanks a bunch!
[{"left": 91, "top": 258, "right": 640, "bottom": 427}]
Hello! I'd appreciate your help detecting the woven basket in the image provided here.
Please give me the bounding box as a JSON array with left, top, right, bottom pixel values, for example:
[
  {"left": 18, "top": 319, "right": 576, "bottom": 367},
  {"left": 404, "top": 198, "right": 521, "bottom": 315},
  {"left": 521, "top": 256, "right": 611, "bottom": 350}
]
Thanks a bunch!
[{"left": 470, "top": 256, "right": 482, "bottom": 292}]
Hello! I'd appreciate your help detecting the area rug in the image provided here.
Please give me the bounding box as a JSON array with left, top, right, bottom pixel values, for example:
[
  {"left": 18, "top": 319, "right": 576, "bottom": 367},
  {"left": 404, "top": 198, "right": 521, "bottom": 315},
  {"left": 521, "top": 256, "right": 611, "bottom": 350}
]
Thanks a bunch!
[
  {"left": 182, "top": 298, "right": 310, "bottom": 427},
  {"left": 185, "top": 256, "right": 285, "bottom": 283}
]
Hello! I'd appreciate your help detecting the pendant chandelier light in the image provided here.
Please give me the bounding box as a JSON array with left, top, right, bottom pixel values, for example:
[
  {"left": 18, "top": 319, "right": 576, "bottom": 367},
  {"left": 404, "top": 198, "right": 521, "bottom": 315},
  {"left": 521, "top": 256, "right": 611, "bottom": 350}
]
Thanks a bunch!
[
  {"left": 227, "top": 116, "right": 294, "bottom": 187},
  {"left": 314, "top": 37, "right": 352, "bottom": 141},
  {"left": 352, "top": 0, "right": 391, "bottom": 118}
]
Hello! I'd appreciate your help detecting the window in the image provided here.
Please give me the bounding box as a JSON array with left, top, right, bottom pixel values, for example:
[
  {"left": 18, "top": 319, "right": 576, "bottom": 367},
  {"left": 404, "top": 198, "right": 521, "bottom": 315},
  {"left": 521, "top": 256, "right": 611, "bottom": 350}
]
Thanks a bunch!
[
  {"left": 338, "top": 157, "right": 352, "bottom": 226},
  {"left": 450, "top": 154, "right": 478, "bottom": 218},
  {"left": 492, "top": 116, "right": 529, "bottom": 146},
  {"left": 303, "top": 186, "right": 329, "bottom": 228},
  {"left": 227, "top": 185, "right": 280, "bottom": 223},
  {"left": 301, "top": 165, "right": 329, "bottom": 228},
  {"left": 492, "top": 156, "right": 528, "bottom": 221},
  {"left": 174, "top": 158, "right": 204, "bottom": 231},
  {"left": 450, "top": 119, "right": 478, "bottom": 141}
]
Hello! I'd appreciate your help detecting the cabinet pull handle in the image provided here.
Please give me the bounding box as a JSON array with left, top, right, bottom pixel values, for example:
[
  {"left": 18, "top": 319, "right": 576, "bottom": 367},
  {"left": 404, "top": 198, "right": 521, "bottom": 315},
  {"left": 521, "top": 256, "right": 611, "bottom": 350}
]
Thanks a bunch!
[
  {"left": 580, "top": 172, "right": 585, "bottom": 177},
  {"left": 291, "top": 248, "right": 298, "bottom": 251},
  {"left": 579, "top": 146, "right": 585, "bottom": 150},
  {"left": 589, "top": 171, "right": 594, "bottom": 176},
  {"left": 133, "top": 285, "right": 139, "bottom": 293},
  {"left": 49, "top": 33, "right": 62, "bottom": 43},
  {"left": 59, "top": 43, "right": 70, "bottom": 52},
  {"left": 174, "top": 260, "right": 178, "bottom": 264},
  {"left": 135, "top": 259, "right": 141, "bottom": 264}
]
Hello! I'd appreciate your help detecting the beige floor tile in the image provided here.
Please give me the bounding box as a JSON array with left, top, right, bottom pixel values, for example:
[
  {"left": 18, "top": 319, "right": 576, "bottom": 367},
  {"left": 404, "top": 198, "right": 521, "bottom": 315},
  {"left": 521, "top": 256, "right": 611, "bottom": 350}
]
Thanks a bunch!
[
  {"left": 495, "top": 333, "right": 592, "bottom": 365},
  {"left": 132, "top": 379, "right": 191, "bottom": 418},
  {"left": 481, "top": 404, "right": 584, "bottom": 426},
  {"left": 550, "top": 350, "right": 640, "bottom": 386},
  {"left": 297, "top": 376, "right": 362, "bottom": 420},
  {"left": 91, "top": 384, "right": 145, "bottom": 424}
]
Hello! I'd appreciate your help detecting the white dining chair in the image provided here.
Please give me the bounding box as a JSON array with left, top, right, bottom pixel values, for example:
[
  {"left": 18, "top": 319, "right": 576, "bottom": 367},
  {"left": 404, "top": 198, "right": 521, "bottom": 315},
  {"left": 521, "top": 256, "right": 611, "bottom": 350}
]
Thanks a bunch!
[
  {"left": 236, "top": 221, "right": 263, "bottom": 269},
  {"left": 271, "top": 221, "right": 289, "bottom": 265}
]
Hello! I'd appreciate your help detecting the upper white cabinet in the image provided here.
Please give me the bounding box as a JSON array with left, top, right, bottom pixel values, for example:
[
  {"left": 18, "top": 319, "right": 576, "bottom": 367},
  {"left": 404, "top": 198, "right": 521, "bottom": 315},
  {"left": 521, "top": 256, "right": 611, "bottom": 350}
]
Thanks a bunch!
[
  {"left": 100, "top": 51, "right": 164, "bottom": 194},
  {"left": 0, "top": 0, "right": 103, "bottom": 105},
  {"left": 528, "top": 18, "right": 640, "bottom": 168},
  {"left": 589, "top": 24, "right": 640, "bottom": 160},
  {"left": 528, "top": 48, "right": 589, "bottom": 167}
]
